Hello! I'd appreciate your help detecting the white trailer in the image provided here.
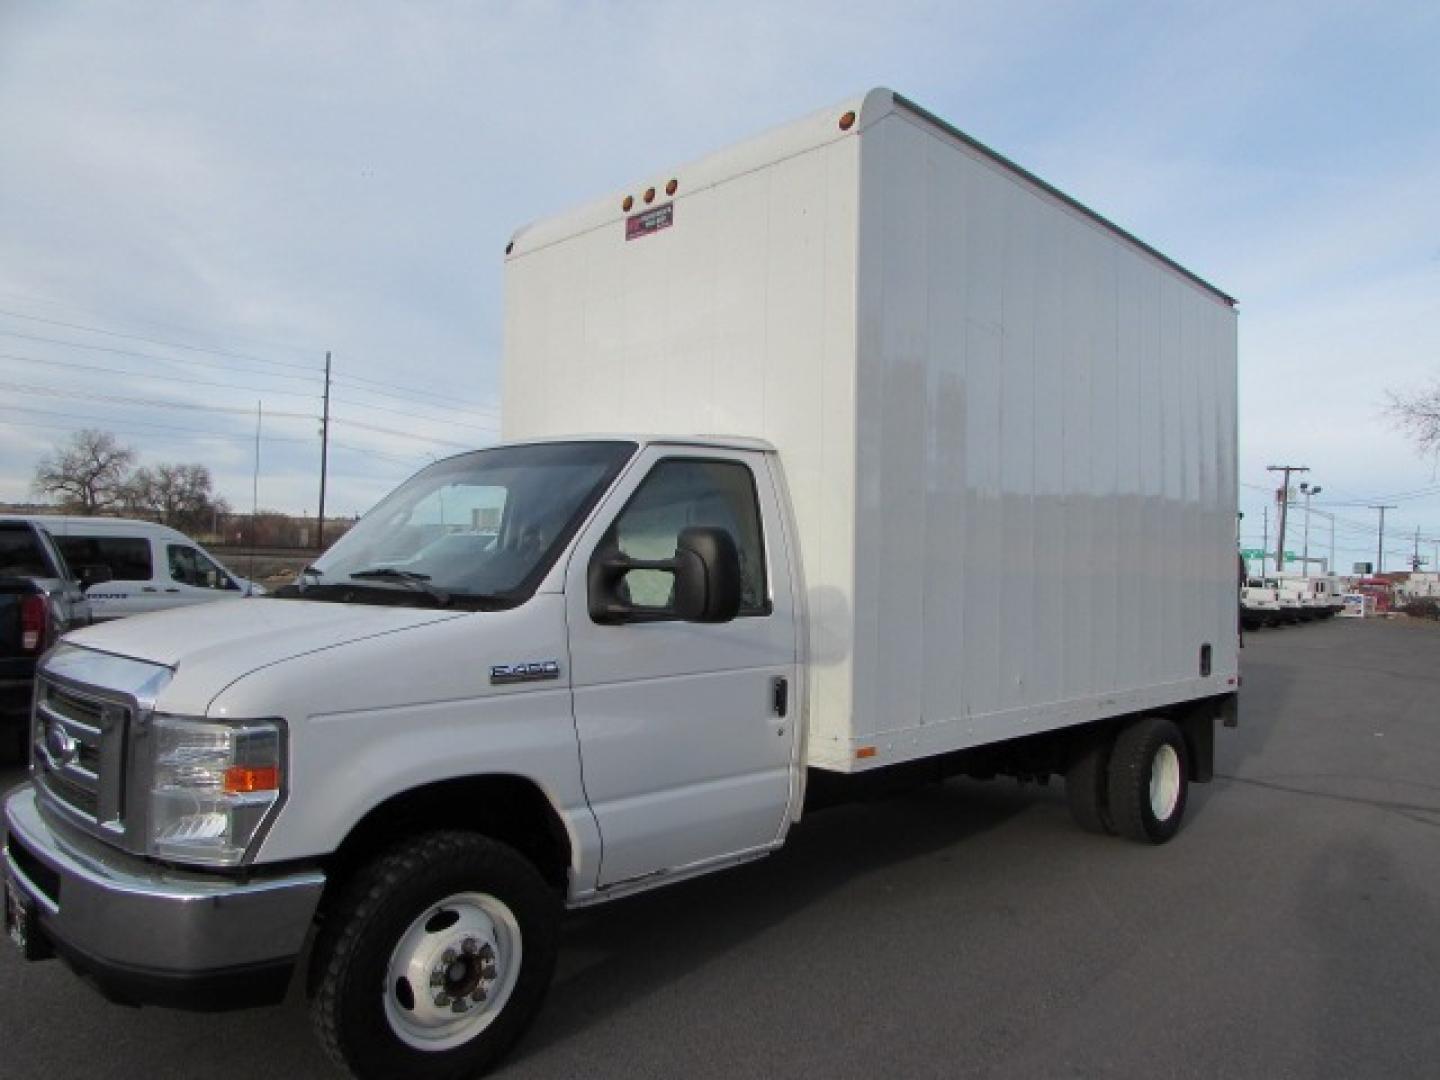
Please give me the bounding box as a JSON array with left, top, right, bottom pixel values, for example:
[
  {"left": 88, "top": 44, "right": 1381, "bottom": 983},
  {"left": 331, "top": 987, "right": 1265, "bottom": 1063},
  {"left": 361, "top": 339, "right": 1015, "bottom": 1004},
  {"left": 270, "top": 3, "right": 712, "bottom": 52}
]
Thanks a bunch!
[
  {"left": 506, "top": 87, "right": 1240, "bottom": 775},
  {"left": 7, "top": 90, "right": 1239, "bottom": 1078}
]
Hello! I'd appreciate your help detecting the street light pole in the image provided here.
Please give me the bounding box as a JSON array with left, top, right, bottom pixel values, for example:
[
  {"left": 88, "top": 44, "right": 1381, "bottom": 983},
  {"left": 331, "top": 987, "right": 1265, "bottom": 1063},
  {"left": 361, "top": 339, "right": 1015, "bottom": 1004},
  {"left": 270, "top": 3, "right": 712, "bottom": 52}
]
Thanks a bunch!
[
  {"left": 1300, "top": 482, "right": 1321, "bottom": 576},
  {"left": 1369, "top": 504, "right": 1395, "bottom": 575}
]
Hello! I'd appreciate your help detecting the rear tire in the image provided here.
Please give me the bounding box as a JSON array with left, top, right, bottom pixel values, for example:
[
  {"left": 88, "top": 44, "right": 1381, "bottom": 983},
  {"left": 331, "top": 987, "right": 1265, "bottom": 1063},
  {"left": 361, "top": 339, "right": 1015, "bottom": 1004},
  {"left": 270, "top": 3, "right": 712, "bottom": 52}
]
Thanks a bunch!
[
  {"left": 1065, "top": 737, "right": 1114, "bottom": 835},
  {"left": 1106, "top": 717, "right": 1189, "bottom": 844},
  {"left": 311, "top": 832, "right": 560, "bottom": 1080}
]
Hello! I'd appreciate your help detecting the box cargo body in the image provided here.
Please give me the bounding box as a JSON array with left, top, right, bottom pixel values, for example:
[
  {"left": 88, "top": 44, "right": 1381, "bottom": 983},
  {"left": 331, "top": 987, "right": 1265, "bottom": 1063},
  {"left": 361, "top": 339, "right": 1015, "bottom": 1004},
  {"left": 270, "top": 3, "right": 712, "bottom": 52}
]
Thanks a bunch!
[{"left": 504, "top": 88, "right": 1238, "bottom": 774}]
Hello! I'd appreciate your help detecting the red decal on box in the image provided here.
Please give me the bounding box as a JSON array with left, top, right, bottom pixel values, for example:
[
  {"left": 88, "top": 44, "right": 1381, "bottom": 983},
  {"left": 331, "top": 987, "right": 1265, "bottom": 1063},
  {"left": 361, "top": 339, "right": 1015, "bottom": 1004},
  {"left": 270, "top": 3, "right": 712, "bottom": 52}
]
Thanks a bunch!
[{"left": 626, "top": 203, "right": 673, "bottom": 241}]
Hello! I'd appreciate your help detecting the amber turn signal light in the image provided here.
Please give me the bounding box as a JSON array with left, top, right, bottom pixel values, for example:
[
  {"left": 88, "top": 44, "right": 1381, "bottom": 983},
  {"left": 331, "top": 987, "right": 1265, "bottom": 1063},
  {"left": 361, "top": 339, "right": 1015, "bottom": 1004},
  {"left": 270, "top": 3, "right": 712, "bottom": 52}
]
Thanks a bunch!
[
  {"left": 622, "top": 194, "right": 634, "bottom": 212},
  {"left": 665, "top": 178, "right": 678, "bottom": 196},
  {"left": 224, "top": 765, "right": 280, "bottom": 794},
  {"left": 839, "top": 110, "right": 856, "bottom": 131}
]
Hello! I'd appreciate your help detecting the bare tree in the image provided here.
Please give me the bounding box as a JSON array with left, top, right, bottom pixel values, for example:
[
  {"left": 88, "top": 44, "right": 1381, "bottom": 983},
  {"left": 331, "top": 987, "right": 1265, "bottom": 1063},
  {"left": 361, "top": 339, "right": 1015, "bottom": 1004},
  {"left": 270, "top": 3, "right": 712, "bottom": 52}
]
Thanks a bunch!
[
  {"left": 31, "top": 429, "right": 137, "bottom": 512},
  {"left": 1386, "top": 379, "right": 1440, "bottom": 456},
  {"left": 124, "top": 463, "right": 230, "bottom": 533}
]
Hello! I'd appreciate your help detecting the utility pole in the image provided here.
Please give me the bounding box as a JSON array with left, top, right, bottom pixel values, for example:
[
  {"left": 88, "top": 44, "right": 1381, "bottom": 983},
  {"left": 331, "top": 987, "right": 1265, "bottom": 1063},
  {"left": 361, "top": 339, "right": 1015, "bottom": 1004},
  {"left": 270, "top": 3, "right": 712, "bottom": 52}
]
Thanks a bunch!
[
  {"left": 1267, "top": 465, "right": 1308, "bottom": 572},
  {"left": 1369, "top": 504, "right": 1395, "bottom": 575},
  {"left": 318, "top": 351, "right": 332, "bottom": 550},
  {"left": 1412, "top": 526, "right": 1426, "bottom": 572},
  {"left": 1261, "top": 504, "right": 1269, "bottom": 576}
]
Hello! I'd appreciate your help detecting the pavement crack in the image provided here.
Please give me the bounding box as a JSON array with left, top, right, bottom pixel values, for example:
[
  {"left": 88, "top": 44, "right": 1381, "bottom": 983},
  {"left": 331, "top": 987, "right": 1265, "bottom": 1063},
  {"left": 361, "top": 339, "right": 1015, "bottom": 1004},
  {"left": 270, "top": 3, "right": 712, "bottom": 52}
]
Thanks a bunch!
[{"left": 1216, "top": 773, "right": 1440, "bottom": 821}]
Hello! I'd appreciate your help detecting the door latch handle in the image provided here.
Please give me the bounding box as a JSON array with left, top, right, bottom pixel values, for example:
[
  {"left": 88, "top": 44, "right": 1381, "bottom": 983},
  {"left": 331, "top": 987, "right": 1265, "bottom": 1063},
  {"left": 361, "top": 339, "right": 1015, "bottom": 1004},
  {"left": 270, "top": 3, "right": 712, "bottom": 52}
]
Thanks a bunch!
[{"left": 771, "top": 676, "right": 789, "bottom": 718}]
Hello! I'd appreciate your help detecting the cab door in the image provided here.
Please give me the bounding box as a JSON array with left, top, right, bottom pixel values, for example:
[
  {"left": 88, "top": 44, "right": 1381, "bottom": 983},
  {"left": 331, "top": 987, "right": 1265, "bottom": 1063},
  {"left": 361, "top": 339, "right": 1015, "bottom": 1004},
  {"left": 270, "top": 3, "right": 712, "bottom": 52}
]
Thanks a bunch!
[{"left": 565, "top": 446, "right": 800, "bottom": 888}]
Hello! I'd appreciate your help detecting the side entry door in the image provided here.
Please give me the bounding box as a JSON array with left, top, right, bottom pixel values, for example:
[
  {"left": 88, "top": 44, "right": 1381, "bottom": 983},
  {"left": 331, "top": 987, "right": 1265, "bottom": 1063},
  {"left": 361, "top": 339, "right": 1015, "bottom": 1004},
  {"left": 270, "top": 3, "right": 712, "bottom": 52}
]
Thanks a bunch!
[{"left": 566, "top": 446, "right": 799, "bottom": 888}]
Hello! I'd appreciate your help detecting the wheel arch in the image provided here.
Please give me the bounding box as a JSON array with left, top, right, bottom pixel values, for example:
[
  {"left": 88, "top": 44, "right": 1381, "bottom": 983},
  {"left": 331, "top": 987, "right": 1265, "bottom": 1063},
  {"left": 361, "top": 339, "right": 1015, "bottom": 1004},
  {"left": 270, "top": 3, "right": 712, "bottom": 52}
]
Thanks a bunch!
[{"left": 319, "top": 774, "right": 575, "bottom": 906}]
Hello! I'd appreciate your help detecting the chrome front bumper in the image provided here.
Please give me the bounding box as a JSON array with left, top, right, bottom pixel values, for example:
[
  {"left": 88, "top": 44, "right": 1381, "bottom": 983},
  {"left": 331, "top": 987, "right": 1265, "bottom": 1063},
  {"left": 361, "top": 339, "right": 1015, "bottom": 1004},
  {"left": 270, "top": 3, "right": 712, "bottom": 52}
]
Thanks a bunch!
[{"left": 4, "top": 784, "right": 324, "bottom": 1009}]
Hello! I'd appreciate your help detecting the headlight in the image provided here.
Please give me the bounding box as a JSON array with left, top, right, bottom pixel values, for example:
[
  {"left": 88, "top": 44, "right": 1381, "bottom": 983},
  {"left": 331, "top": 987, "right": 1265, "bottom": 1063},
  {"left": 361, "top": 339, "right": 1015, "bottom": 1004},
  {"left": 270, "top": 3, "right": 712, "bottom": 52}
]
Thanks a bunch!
[{"left": 149, "top": 715, "right": 284, "bottom": 867}]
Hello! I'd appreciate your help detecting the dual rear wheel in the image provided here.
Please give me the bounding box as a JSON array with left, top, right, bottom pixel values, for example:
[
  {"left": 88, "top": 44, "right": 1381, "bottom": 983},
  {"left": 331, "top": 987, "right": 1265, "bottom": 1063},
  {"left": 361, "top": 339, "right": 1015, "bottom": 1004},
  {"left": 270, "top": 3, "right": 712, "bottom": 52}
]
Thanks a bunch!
[{"left": 1065, "top": 716, "right": 1190, "bottom": 843}]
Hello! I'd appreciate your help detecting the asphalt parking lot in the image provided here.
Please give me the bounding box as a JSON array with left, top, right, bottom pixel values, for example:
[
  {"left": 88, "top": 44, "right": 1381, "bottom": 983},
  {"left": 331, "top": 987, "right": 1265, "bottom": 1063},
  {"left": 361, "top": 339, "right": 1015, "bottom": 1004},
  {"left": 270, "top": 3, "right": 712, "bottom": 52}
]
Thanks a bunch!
[{"left": 3, "top": 616, "right": 1438, "bottom": 1079}]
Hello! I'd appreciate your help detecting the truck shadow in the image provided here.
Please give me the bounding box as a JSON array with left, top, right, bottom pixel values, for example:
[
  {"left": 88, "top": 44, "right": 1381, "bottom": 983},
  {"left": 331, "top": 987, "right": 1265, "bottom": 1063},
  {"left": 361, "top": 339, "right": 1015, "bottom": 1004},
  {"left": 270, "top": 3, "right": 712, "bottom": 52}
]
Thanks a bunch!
[{"left": 514, "top": 780, "right": 1032, "bottom": 1060}]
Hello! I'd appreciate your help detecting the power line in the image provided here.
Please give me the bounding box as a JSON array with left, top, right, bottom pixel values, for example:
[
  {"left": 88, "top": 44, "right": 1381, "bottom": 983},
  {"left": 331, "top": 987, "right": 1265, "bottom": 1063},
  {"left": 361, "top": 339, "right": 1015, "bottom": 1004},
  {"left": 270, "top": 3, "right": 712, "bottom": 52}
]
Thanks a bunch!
[
  {"left": 0, "top": 351, "right": 324, "bottom": 401},
  {"left": 0, "top": 378, "right": 319, "bottom": 422},
  {"left": 0, "top": 329, "right": 323, "bottom": 386},
  {"left": 0, "top": 290, "right": 321, "bottom": 359},
  {"left": 0, "top": 307, "right": 324, "bottom": 373},
  {"left": 331, "top": 372, "right": 502, "bottom": 415},
  {"left": 329, "top": 395, "right": 499, "bottom": 431},
  {"left": 0, "top": 411, "right": 315, "bottom": 446},
  {"left": 325, "top": 416, "right": 480, "bottom": 451}
]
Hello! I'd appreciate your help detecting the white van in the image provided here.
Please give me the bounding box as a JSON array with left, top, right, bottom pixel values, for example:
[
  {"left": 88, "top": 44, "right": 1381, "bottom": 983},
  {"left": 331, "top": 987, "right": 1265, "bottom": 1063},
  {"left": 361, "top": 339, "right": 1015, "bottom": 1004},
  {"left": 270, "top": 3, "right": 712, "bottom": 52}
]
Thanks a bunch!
[{"left": 27, "top": 516, "right": 262, "bottom": 620}]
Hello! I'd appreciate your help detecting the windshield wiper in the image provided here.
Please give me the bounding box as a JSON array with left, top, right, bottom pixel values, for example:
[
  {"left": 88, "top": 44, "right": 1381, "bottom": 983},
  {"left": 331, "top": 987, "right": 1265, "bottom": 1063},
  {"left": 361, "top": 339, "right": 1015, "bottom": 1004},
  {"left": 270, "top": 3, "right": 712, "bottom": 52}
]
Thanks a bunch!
[{"left": 348, "top": 567, "right": 451, "bottom": 606}]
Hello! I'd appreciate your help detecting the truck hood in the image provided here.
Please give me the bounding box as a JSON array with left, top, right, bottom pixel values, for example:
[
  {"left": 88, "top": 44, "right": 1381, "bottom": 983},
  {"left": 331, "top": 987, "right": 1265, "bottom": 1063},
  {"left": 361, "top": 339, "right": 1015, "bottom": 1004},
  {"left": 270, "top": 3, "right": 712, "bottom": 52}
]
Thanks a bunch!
[{"left": 64, "top": 597, "right": 464, "bottom": 677}]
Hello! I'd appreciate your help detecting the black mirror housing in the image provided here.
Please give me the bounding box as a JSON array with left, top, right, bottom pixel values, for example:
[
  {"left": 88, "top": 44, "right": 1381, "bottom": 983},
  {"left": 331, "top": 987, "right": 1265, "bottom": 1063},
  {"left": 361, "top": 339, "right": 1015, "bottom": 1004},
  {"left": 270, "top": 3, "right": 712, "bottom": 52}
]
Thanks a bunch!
[
  {"left": 588, "top": 526, "right": 743, "bottom": 625},
  {"left": 671, "top": 527, "right": 742, "bottom": 623}
]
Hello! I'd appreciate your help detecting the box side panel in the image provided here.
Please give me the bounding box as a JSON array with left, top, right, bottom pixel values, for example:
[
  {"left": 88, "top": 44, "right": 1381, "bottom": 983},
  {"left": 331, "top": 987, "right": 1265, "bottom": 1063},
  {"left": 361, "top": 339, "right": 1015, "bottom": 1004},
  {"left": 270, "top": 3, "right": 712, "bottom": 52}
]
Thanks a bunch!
[
  {"left": 846, "top": 112, "right": 1238, "bottom": 768},
  {"left": 502, "top": 136, "right": 863, "bottom": 746}
]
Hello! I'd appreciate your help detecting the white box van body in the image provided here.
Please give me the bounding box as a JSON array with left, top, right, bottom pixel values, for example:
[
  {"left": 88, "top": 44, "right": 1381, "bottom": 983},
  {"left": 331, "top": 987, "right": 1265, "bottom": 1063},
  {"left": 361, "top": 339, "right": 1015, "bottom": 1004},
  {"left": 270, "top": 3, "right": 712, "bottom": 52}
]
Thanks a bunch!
[
  {"left": 5, "top": 90, "right": 1238, "bottom": 1079},
  {"left": 31, "top": 516, "right": 262, "bottom": 620}
]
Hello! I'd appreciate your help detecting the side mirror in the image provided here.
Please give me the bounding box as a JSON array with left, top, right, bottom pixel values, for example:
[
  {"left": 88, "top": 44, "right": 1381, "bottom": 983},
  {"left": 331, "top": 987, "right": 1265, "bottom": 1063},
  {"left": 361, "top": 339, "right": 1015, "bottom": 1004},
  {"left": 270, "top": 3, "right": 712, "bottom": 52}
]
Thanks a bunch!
[
  {"left": 78, "top": 564, "right": 112, "bottom": 589},
  {"left": 588, "top": 526, "right": 743, "bottom": 625},
  {"left": 671, "top": 526, "right": 743, "bottom": 623}
]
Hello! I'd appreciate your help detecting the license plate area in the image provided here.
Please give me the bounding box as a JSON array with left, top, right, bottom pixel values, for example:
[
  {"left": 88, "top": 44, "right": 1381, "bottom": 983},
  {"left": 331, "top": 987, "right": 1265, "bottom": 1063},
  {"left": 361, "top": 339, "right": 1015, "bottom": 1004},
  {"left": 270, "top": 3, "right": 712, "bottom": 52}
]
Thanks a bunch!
[{"left": 6, "top": 870, "right": 54, "bottom": 961}]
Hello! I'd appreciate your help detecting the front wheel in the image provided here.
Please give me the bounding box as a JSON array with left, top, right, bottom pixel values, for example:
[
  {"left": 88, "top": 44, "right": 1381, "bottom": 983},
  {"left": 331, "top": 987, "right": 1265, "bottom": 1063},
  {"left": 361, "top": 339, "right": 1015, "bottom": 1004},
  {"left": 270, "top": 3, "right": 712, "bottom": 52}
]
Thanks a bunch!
[
  {"left": 311, "top": 832, "right": 560, "bottom": 1080},
  {"left": 1106, "top": 717, "right": 1190, "bottom": 844}
]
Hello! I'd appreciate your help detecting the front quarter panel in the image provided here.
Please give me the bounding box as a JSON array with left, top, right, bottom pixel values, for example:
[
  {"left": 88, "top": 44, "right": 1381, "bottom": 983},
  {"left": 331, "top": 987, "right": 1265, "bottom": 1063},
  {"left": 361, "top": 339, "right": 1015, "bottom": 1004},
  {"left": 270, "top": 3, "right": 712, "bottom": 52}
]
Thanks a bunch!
[{"left": 213, "top": 595, "right": 602, "bottom": 897}]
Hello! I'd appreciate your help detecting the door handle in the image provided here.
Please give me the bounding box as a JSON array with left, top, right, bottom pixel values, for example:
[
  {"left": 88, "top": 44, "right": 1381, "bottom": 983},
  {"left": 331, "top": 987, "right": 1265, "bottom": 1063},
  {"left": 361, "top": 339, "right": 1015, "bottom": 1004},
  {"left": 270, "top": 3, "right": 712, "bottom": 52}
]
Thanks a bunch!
[
  {"left": 142, "top": 587, "right": 158, "bottom": 593},
  {"left": 771, "top": 676, "right": 789, "bottom": 718},
  {"left": 164, "top": 588, "right": 180, "bottom": 593}
]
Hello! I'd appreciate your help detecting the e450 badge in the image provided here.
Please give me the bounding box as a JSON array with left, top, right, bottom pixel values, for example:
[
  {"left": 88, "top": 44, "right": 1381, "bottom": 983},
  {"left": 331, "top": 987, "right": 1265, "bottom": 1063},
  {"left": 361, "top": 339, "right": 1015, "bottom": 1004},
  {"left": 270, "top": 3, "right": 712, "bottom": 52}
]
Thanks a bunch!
[{"left": 491, "top": 660, "right": 561, "bottom": 685}]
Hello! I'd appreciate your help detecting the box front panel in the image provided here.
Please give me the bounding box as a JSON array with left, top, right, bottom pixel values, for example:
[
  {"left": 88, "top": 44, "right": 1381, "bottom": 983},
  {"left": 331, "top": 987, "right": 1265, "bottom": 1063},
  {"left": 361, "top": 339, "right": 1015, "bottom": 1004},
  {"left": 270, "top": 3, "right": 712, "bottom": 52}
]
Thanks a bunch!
[{"left": 503, "top": 136, "right": 863, "bottom": 751}]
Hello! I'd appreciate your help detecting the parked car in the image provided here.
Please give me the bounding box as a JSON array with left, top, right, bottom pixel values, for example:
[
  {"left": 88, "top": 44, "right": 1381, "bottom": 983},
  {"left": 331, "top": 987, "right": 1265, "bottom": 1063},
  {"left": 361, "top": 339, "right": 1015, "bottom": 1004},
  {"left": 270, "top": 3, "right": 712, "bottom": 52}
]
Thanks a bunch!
[
  {"left": 20, "top": 516, "right": 263, "bottom": 621},
  {"left": 0, "top": 518, "right": 103, "bottom": 761}
]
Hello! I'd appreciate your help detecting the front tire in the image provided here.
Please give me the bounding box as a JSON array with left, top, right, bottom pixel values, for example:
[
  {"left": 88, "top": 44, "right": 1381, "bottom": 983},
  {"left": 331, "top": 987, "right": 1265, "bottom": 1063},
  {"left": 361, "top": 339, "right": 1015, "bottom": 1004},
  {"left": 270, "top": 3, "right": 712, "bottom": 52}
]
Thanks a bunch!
[
  {"left": 1106, "top": 717, "right": 1189, "bottom": 844},
  {"left": 311, "top": 832, "right": 560, "bottom": 1080}
]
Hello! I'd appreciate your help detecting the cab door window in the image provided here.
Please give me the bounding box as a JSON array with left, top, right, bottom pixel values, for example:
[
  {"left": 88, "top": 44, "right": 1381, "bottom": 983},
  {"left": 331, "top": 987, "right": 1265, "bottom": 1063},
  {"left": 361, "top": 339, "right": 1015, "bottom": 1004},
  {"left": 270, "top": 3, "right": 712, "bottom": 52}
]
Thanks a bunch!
[
  {"left": 603, "top": 459, "right": 768, "bottom": 617},
  {"left": 168, "top": 544, "right": 232, "bottom": 590}
]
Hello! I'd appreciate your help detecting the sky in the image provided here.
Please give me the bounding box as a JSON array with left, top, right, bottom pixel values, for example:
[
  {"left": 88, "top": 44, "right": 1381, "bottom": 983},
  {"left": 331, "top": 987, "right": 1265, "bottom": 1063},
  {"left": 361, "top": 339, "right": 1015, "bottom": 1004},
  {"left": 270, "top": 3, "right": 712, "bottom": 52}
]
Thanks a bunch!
[{"left": 1, "top": 1, "right": 1437, "bottom": 572}]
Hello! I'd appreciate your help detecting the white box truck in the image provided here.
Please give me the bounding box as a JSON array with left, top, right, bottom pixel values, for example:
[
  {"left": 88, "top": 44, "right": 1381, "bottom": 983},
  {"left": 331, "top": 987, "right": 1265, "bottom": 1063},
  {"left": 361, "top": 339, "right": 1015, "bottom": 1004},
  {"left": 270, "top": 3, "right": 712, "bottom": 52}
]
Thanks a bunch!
[{"left": 5, "top": 89, "right": 1238, "bottom": 1079}]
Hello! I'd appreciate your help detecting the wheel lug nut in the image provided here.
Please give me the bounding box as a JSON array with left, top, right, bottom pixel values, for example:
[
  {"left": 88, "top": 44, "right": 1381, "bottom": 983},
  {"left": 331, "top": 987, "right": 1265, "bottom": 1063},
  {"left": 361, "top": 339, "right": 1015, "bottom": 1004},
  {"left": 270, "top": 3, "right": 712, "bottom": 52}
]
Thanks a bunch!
[
  {"left": 434, "top": 993, "right": 450, "bottom": 1007},
  {"left": 478, "top": 942, "right": 495, "bottom": 960},
  {"left": 450, "top": 999, "right": 468, "bottom": 1013},
  {"left": 472, "top": 987, "right": 487, "bottom": 1003},
  {"left": 480, "top": 962, "right": 498, "bottom": 980},
  {"left": 429, "top": 971, "right": 445, "bottom": 987},
  {"left": 462, "top": 937, "right": 478, "bottom": 955},
  {"left": 442, "top": 948, "right": 457, "bottom": 964}
]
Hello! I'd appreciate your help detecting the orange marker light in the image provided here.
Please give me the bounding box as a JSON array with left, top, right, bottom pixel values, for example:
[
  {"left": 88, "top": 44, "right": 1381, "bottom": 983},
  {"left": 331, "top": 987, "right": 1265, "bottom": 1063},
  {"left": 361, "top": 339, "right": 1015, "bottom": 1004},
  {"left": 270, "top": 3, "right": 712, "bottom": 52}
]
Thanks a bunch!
[
  {"left": 856, "top": 746, "right": 877, "bottom": 760},
  {"left": 665, "top": 178, "right": 678, "bottom": 196},
  {"left": 644, "top": 187, "right": 656, "bottom": 204},
  {"left": 224, "top": 765, "right": 280, "bottom": 794},
  {"left": 839, "top": 110, "right": 856, "bottom": 131},
  {"left": 622, "top": 194, "right": 634, "bottom": 212}
]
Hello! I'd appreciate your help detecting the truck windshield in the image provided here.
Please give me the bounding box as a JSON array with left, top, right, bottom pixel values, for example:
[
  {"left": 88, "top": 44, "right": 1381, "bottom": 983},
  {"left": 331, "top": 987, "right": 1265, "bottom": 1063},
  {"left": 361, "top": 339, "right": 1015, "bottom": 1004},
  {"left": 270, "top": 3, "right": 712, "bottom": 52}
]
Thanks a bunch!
[{"left": 294, "top": 441, "right": 636, "bottom": 610}]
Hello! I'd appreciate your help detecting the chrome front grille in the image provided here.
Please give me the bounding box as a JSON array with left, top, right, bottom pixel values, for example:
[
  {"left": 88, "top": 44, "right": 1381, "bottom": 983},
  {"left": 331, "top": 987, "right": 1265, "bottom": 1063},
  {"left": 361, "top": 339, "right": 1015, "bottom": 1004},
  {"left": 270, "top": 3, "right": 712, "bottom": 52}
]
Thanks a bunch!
[{"left": 33, "top": 678, "right": 130, "bottom": 829}]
